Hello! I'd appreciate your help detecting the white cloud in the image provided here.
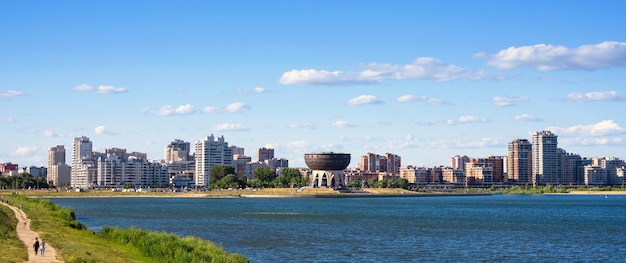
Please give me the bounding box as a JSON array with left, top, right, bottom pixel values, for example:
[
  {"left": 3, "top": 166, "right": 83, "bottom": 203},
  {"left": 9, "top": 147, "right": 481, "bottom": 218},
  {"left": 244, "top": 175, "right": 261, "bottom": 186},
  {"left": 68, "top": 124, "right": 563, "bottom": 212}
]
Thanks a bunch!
[
  {"left": 203, "top": 102, "right": 249, "bottom": 113},
  {"left": 278, "top": 57, "right": 487, "bottom": 86},
  {"left": 0, "top": 89, "right": 24, "bottom": 99},
  {"left": 332, "top": 120, "right": 357, "bottom": 128},
  {"left": 396, "top": 94, "right": 450, "bottom": 105},
  {"left": 566, "top": 91, "right": 624, "bottom": 102},
  {"left": 289, "top": 122, "right": 317, "bottom": 129},
  {"left": 15, "top": 146, "right": 36, "bottom": 156},
  {"left": 225, "top": 102, "right": 250, "bottom": 113},
  {"left": 213, "top": 123, "right": 250, "bottom": 131},
  {"left": 150, "top": 104, "right": 196, "bottom": 116},
  {"left": 492, "top": 96, "right": 528, "bottom": 107},
  {"left": 561, "top": 137, "right": 624, "bottom": 147},
  {"left": 43, "top": 129, "right": 57, "bottom": 137},
  {"left": 74, "top": 84, "right": 127, "bottom": 94},
  {"left": 547, "top": 120, "right": 624, "bottom": 136},
  {"left": 347, "top": 95, "right": 382, "bottom": 106},
  {"left": 484, "top": 41, "right": 626, "bottom": 71},
  {"left": 513, "top": 114, "right": 542, "bottom": 121},
  {"left": 447, "top": 115, "right": 489, "bottom": 125},
  {"left": 94, "top": 125, "right": 118, "bottom": 135},
  {"left": 237, "top": 87, "right": 267, "bottom": 94},
  {"left": 0, "top": 117, "right": 15, "bottom": 123}
]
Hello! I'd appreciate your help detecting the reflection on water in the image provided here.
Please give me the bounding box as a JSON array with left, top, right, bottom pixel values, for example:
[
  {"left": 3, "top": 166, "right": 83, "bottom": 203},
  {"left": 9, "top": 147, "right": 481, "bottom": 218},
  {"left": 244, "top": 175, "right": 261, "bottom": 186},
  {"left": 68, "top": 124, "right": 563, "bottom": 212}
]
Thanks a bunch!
[{"left": 52, "top": 195, "right": 626, "bottom": 262}]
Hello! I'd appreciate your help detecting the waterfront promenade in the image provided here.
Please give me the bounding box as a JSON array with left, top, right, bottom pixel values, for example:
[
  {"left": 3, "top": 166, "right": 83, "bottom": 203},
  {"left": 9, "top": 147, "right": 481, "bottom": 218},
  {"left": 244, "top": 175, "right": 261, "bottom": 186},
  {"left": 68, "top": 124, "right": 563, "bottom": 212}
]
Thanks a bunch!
[{"left": 1, "top": 201, "right": 62, "bottom": 263}]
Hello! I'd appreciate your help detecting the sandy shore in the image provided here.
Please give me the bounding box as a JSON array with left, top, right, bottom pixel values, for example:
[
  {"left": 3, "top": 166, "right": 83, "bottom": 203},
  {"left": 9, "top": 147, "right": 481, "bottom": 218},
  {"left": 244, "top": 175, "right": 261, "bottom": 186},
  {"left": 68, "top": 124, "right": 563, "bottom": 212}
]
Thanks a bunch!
[{"left": 566, "top": 190, "right": 626, "bottom": 195}]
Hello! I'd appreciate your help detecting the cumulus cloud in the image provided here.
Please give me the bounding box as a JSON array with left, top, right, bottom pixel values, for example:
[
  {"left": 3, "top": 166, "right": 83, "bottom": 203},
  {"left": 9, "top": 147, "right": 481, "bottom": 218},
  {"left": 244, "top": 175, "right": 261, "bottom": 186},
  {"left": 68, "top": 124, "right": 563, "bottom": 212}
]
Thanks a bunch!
[
  {"left": 0, "top": 89, "right": 24, "bottom": 99},
  {"left": 203, "top": 102, "right": 249, "bottom": 113},
  {"left": 15, "top": 146, "right": 36, "bottom": 156},
  {"left": 278, "top": 57, "right": 487, "bottom": 86},
  {"left": 237, "top": 87, "right": 267, "bottom": 94},
  {"left": 289, "top": 122, "right": 317, "bottom": 129},
  {"left": 74, "top": 84, "right": 127, "bottom": 94},
  {"left": 149, "top": 104, "right": 196, "bottom": 116},
  {"left": 213, "top": 123, "right": 250, "bottom": 131},
  {"left": 94, "top": 125, "right": 118, "bottom": 135},
  {"left": 567, "top": 91, "right": 624, "bottom": 102},
  {"left": 513, "top": 114, "right": 542, "bottom": 121},
  {"left": 561, "top": 137, "right": 624, "bottom": 147},
  {"left": 347, "top": 95, "right": 383, "bottom": 106},
  {"left": 446, "top": 115, "right": 489, "bottom": 125},
  {"left": 492, "top": 96, "right": 529, "bottom": 107},
  {"left": 547, "top": 120, "right": 624, "bottom": 136},
  {"left": 396, "top": 94, "right": 450, "bottom": 105},
  {"left": 332, "top": 120, "right": 357, "bottom": 128},
  {"left": 484, "top": 41, "right": 626, "bottom": 71}
]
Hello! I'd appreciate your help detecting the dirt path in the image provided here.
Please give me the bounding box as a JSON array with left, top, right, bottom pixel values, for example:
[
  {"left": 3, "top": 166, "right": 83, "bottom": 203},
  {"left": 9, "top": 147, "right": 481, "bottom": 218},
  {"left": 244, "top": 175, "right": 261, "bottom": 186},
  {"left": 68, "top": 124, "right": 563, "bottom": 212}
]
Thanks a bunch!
[{"left": 1, "top": 202, "right": 63, "bottom": 262}]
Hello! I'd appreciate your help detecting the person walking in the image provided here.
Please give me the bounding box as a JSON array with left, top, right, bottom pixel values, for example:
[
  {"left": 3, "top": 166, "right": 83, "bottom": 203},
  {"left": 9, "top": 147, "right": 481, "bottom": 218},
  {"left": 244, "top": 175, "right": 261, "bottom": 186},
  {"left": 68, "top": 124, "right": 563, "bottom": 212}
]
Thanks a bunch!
[
  {"left": 40, "top": 238, "right": 46, "bottom": 256},
  {"left": 33, "top": 237, "right": 40, "bottom": 255}
]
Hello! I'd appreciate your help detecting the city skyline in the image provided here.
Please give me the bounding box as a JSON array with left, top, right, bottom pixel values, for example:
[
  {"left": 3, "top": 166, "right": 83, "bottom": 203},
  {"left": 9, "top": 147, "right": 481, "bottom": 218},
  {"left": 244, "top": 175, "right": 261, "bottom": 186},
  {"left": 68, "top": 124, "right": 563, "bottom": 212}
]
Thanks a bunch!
[{"left": 1, "top": 1, "right": 625, "bottom": 168}]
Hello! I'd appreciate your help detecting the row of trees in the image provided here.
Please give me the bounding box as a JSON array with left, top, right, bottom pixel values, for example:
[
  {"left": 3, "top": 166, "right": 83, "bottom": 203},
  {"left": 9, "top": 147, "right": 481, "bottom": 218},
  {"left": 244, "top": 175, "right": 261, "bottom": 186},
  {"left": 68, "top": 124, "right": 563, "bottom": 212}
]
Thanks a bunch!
[
  {"left": 0, "top": 173, "right": 51, "bottom": 190},
  {"left": 208, "top": 165, "right": 310, "bottom": 190},
  {"left": 346, "top": 178, "right": 410, "bottom": 189}
]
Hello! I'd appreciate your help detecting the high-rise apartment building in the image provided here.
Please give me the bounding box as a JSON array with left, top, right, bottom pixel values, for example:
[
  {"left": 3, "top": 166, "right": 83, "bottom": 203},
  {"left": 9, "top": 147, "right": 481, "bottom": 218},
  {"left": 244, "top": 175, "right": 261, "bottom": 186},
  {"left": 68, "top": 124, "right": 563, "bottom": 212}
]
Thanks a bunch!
[
  {"left": 194, "top": 135, "right": 234, "bottom": 187},
  {"left": 257, "top": 147, "right": 275, "bottom": 162},
  {"left": 164, "top": 139, "right": 191, "bottom": 163},
  {"left": 508, "top": 139, "right": 532, "bottom": 183},
  {"left": 532, "top": 131, "right": 559, "bottom": 185},
  {"left": 48, "top": 145, "right": 71, "bottom": 186},
  {"left": 71, "top": 136, "right": 95, "bottom": 189},
  {"left": 360, "top": 152, "right": 401, "bottom": 175},
  {"left": 450, "top": 155, "right": 470, "bottom": 171}
]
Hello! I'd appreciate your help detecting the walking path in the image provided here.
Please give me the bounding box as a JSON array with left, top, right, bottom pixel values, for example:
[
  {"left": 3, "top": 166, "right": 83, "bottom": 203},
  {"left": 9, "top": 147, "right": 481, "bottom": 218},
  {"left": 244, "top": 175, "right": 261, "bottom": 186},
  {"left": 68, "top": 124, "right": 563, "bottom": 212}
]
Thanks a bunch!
[{"left": 1, "top": 202, "right": 62, "bottom": 262}]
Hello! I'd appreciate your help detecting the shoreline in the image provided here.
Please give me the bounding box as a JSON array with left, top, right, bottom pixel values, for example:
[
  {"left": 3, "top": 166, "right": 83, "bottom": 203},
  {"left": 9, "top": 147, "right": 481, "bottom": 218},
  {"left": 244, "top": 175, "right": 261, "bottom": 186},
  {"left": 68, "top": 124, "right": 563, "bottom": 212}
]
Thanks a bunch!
[{"left": 5, "top": 189, "right": 626, "bottom": 199}]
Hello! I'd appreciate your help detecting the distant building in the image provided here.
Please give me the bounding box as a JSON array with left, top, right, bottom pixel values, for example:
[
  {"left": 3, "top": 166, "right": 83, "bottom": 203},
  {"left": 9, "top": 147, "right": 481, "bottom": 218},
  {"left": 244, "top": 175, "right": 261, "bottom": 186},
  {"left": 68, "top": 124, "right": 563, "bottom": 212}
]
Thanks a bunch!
[
  {"left": 194, "top": 135, "right": 234, "bottom": 187},
  {"left": 257, "top": 147, "right": 275, "bottom": 162},
  {"left": 96, "top": 148, "right": 169, "bottom": 188},
  {"left": 48, "top": 145, "right": 71, "bottom": 186},
  {"left": 71, "top": 136, "right": 95, "bottom": 189},
  {"left": 507, "top": 139, "right": 532, "bottom": 183},
  {"left": 359, "top": 152, "right": 401, "bottom": 175},
  {"left": 164, "top": 139, "right": 192, "bottom": 162},
  {"left": 450, "top": 155, "right": 470, "bottom": 171},
  {"left": 0, "top": 162, "right": 19, "bottom": 174},
  {"left": 532, "top": 131, "right": 559, "bottom": 185}
]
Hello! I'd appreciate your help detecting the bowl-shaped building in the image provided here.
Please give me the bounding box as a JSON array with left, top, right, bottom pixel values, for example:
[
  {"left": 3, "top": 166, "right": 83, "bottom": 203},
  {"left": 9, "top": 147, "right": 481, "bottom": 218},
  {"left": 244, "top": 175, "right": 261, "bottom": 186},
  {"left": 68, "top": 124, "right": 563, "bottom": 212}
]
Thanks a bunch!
[{"left": 304, "top": 153, "right": 351, "bottom": 171}]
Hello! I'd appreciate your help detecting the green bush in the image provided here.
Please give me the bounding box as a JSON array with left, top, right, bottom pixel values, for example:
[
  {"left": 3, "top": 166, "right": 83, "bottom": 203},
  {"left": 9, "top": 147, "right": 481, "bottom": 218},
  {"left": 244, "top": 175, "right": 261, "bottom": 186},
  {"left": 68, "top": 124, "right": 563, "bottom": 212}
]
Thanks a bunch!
[{"left": 99, "top": 226, "right": 248, "bottom": 263}]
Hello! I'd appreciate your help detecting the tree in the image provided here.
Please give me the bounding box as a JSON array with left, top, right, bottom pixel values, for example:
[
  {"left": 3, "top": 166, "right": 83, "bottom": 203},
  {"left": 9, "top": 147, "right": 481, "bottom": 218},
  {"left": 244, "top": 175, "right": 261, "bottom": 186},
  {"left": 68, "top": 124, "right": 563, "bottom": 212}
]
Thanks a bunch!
[
  {"left": 209, "top": 165, "right": 236, "bottom": 188},
  {"left": 253, "top": 166, "right": 276, "bottom": 187}
]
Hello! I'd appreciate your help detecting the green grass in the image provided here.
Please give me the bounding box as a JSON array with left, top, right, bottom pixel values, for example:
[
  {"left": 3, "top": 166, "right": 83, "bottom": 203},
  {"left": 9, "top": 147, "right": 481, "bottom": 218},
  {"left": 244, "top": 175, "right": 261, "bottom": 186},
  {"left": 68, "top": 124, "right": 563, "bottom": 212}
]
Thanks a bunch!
[
  {"left": 1, "top": 193, "right": 248, "bottom": 263},
  {"left": 0, "top": 203, "right": 27, "bottom": 263}
]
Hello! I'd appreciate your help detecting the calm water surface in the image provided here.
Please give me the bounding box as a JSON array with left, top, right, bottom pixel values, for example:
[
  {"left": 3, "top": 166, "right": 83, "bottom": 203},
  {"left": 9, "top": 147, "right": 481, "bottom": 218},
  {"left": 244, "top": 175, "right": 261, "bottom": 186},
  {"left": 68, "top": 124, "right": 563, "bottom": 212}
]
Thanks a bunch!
[{"left": 51, "top": 195, "right": 626, "bottom": 262}]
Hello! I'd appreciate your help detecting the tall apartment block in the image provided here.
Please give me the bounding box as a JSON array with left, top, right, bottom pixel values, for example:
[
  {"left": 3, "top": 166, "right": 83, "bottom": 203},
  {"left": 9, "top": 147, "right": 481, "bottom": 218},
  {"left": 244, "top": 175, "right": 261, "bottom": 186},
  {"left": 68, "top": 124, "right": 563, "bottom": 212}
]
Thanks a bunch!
[
  {"left": 194, "top": 135, "right": 234, "bottom": 187},
  {"left": 71, "top": 136, "right": 96, "bottom": 189},
  {"left": 164, "top": 139, "right": 192, "bottom": 162},
  {"left": 48, "top": 145, "right": 71, "bottom": 186},
  {"left": 450, "top": 155, "right": 470, "bottom": 171},
  {"left": 359, "top": 152, "right": 401, "bottom": 175},
  {"left": 532, "top": 131, "right": 559, "bottom": 185},
  {"left": 508, "top": 139, "right": 532, "bottom": 183},
  {"left": 257, "top": 147, "right": 275, "bottom": 162}
]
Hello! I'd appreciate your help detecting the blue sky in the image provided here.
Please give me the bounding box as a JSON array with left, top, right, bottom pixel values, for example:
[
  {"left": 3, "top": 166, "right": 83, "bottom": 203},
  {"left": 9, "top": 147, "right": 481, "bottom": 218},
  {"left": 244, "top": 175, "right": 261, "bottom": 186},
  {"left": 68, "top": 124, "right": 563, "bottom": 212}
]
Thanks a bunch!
[{"left": 1, "top": 1, "right": 625, "bottom": 168}]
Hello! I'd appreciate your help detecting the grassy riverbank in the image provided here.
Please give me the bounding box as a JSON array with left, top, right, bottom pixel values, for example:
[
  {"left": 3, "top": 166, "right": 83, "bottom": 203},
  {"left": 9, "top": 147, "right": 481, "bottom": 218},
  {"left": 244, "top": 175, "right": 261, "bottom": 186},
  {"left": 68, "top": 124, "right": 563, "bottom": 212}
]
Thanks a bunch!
[
  {"left": 0, "top": 203, "right": 27, "bottom": 263},
  {"left": 0, "top": 193, "right": 248, "bottom": 263}
]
